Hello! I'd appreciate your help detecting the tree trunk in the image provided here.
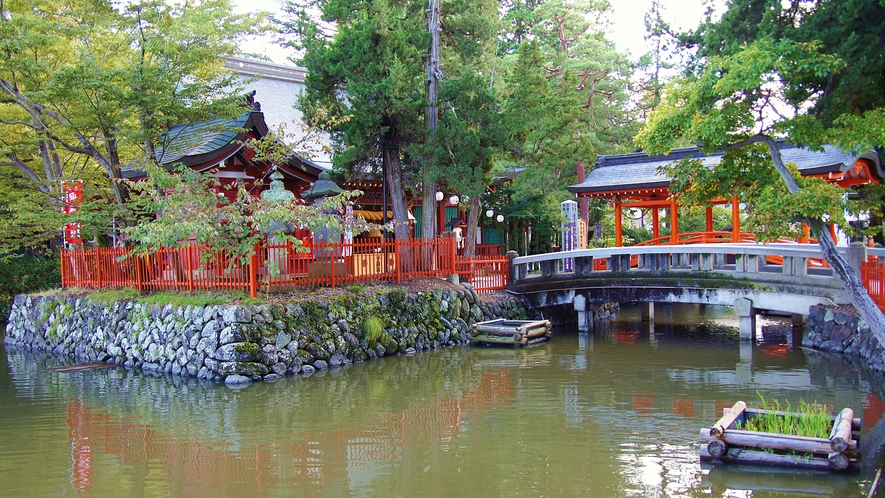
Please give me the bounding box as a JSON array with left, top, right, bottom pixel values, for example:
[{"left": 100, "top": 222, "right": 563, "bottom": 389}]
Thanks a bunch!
[
  {"left": 812, "top": 219, "right": 885, "bottom": 347},
  {"left": 421, "top": 182, "right": 437, "bottom": 239},
  {"left": 382, "top": 141, "right": 410, "bottom": 241},
  {"left": 422, "top": 0, "right": 441, "bottom": 241},
  {"left": 465, "top": 194, "right": 481, "bottom": 257},
  {"left": 750, "top": 134, "right": 885, "bottom": 349}
]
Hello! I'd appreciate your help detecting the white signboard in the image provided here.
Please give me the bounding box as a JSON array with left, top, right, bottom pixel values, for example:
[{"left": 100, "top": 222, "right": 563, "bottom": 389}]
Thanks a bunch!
[{"left": 561, "top": 200, "right": 578, "bottom": 272}]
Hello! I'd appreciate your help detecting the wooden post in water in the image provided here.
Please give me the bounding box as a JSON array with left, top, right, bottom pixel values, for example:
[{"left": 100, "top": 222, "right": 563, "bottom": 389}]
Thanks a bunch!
[
  {"left": 711, "top": 401, "right": 747, "bottom": 438},
  {"left": 830, "top": 408, "right": 855, "bottom": 452}
]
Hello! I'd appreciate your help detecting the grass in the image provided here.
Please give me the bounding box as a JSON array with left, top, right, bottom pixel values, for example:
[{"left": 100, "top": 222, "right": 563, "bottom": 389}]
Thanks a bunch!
[
  {"left": 737, "top": 393, "right": 832, "bottom": 438},
  {"left": 363, "top": 315, "right": 384, "bottom": 347},
  {"left": 87, "top": 288, "right": 142, "bottom": 304},
  {"left": 85, "top": 289, "right": 262, "bottom": 307}
]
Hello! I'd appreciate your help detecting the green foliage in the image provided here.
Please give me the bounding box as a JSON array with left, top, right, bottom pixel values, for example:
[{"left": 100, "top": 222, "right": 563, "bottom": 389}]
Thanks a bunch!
[
  {"left": 636, "top": 7, "right": 885, "bottom": 346},
  {"left": 0, "top": 253, "right": 61, "bottom": 318},
  {"left": 0, "top": 0, "right": 261, "bottom": 254},
  {"left": 682, "top": 0, "right": 885, "bottom": 134},
  {"left": 283, "top": 0, "right": 426, "bottom": 239},
  {"left": 637, "top": 38, "right": 854, "bottom": 242},
  {"left": 387, "top": 287, "right": 408, "bottom": 309},
  {"left": 121, "top": 162, "right": 373, "bottom": 275},
  {"left": 435, "top": 72, "right": 508, "bottom": 200}
]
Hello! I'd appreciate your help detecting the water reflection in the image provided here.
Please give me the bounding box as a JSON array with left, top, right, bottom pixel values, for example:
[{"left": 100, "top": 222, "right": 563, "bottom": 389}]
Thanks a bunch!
[{"left": 1, "top": 304, "right": 883, "bottom": 496}]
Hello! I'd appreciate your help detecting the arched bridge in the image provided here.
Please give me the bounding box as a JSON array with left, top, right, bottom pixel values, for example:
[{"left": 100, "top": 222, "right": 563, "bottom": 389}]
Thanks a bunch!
[{"left": 507, "top": 243, "right": 884, "bottom": 339}]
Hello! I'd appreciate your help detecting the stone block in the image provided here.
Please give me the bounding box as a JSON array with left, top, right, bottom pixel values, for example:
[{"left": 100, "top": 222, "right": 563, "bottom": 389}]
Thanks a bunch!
[
  {"left": 218, "top": 361, "right": 268, "bottom": 376},
  {"left": 214, "top": 342, "right": 261, "bottom": 363}
]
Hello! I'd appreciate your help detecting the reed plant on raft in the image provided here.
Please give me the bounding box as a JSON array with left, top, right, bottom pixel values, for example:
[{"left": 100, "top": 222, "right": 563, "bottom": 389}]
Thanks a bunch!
[{"left": 737, "top": 393, "right": 832, "bottom": 438}]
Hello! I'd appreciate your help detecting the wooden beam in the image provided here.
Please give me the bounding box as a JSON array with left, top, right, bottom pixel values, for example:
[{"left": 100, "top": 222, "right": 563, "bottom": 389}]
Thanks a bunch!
[{"left": 617, "top": 199, "right": 672, "bottom": 208}]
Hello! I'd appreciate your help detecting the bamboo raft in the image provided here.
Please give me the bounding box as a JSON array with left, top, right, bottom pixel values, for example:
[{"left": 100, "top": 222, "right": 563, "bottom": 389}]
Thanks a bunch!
[
  {"left": 470, "top": 319, "right": 552, "bottom": 347},
  {"left": 700, "top": 401, "right": 862, "bottom": 472}
]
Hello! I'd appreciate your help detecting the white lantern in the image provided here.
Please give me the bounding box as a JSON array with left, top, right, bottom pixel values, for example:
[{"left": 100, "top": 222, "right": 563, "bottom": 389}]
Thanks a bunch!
[
  {"left": 435, "top": 191, "right": 444, "bottom": 202},
  {"left": 486, "top": 209, "right": 494, "bottom": 218},
  {"left": 496, "top": 214, "right": 504, "bottom": 223},
  {"left": 449, "top": 195, "right": 459, "bottom": 205}
]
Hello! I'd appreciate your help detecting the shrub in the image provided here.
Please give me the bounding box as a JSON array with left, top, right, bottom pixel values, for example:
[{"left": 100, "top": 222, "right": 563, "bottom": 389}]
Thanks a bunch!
[{"left": 0, "top": 253, "right": 61, "bottom": 318}]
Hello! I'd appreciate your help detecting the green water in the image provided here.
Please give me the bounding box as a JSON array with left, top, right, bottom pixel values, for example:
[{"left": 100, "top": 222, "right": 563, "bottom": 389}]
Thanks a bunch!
[{"left": 1, "top": 304, "right": 882, "bottom": 497}]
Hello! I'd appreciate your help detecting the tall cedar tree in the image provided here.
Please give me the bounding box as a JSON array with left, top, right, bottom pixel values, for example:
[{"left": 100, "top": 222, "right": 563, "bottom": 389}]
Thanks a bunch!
[
  {"left": 288, "top": 0, "right": 426, "bottom": 241},
  {"left": 434, "top": 73, "right": 508, "bottom": 256},
  {"left": 425, "top": 0, "right": 502, "bottom": 253}
]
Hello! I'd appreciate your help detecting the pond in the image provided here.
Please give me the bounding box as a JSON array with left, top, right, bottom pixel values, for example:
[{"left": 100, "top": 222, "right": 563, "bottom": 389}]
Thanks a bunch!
[{"left": 1, "top": 304, "right": 883, "bottom": 497}]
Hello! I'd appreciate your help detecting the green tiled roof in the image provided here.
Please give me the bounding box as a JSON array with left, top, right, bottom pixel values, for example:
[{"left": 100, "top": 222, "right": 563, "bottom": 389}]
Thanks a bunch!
[{"left": 155, "top": 111, "right": 262, "bottom": 168}]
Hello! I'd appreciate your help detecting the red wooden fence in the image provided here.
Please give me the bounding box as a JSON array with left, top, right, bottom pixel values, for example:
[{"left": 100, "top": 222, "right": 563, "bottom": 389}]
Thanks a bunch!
[
  {"left": 61, "top": 239, "right": 509, "bottom": 298},
  {"left": 862, "top": 259, "right": 885, "bottom": 312}
]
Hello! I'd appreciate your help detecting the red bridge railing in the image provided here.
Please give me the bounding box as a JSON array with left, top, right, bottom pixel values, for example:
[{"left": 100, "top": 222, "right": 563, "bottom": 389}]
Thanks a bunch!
[{"left": 60, "top": 239, "right": 509, "bottom": 298}]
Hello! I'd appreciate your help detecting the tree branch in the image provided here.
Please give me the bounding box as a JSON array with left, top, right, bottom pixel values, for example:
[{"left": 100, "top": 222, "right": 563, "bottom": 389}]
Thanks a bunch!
[
  {"left": 5, "top": 153, "right": 50, "bottom": 192},
  {"left": 723, "top": 134, "right": 801, "bottom": 193}
]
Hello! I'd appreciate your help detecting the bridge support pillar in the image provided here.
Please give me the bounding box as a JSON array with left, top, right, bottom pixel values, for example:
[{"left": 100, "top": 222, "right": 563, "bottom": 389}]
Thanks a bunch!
[
  {"left": 737, "top": 341, "right": 754, "bottom": 383},
  {"left": 734, "top": 298, "right": 756, "bottom": 340},
  {"left": 574, "top": 294, "right": 598, "bottom": 332},
  {"left": 640, "top": 302, "right": 654, "bottom": 322}
]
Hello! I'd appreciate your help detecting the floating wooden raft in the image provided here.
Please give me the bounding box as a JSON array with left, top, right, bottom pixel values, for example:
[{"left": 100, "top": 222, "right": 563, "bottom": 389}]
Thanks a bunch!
[
  {"left": 699, "top": 401, "right": 862, "bottom": 472},
  {"left": 48, "top": 362, "right": 119, "bottom": 373},
  {"left": 470, "top": 319, "right": 552, "bottom": 347}
]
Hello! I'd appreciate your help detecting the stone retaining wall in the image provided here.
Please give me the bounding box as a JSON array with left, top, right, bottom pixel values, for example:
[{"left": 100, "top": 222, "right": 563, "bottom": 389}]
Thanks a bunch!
[
  {"left": 4, "top": 285, "right": 533, "bottom": 385},
  {"left": 803, "top": 305, "right": 885, "bottom": 373}
]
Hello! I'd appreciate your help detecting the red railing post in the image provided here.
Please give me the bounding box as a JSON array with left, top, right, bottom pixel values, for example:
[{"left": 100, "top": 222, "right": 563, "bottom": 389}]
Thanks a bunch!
[
  {"left": 95, "top": 248, "right": 102, "bottom": 290},
  {"left": 135, "top": 252, "right": 143, "bottom": 293},
  {"left": 395, "top": 240, "right": 401, "bottom": 284},
  {"left": 331, "top": 242, "right": 337, "bottom": 288},
  {"left": 60, "top": 250, "right": 67, "bottom": 288},
  {"left": 249, "top": 244, "right": 259, "bottom": 299},
  {"left": 186, "top": 244, "right": 194, "bottom": 293}
]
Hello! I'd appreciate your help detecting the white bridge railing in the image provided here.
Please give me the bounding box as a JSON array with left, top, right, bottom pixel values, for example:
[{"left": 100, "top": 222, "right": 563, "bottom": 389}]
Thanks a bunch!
[{"left": 510, "top": 243, "right": 885, "bottom": 288}]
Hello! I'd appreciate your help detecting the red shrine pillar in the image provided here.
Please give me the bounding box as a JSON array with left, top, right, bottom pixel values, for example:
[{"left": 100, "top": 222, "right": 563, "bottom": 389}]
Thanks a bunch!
[
  {"left": 705, "top": 206, "right": 714, "bottom": 233},
  {"left": 669, "top": 197, "right": 679, "bottom": 245},
  {"left": 652, "top": 208, "right": 660, "bottom": 242},
  {"left": 614, "top": 196, "right": 623, "bottom": 247},
  {"left": 731, "top": 197, "right": 741, "bottom": 242},
  {"left": 800, "top": 223, "right": 810, "bottom": 243}
]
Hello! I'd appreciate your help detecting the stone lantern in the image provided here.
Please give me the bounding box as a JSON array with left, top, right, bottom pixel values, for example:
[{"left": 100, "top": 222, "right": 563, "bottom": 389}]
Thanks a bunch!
[
  {"left": 301, "top": 170, "right": 344, "bottom": 203},
  {"left": 260, "top": 170, "right": 296, "bottom": 233},
  {"left": 260, "top": 169, "right": 296, "bottom": 274},
  {"left": 301, "top": 170, "right": 349, "bottom": 278}
]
